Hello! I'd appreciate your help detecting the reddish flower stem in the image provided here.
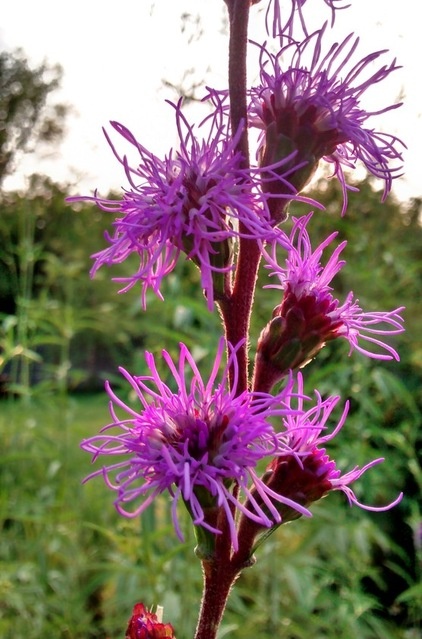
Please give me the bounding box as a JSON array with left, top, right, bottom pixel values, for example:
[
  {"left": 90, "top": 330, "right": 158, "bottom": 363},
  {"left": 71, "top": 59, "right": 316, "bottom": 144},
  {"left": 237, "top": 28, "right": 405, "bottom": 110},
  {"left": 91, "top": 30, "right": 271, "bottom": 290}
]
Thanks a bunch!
[
  {"left": 225, "top": 0, "right": 250, "bottom": 164},
  {"left": 222, "top": 236, "right": 262, "bottom": 393},
  {"left": 194, "top": 488, "right": 255, "bottom": 639},
  {"left": 194, "top": 4, "right": 259, "bottom": 637},
  {"left": 194, "top": 559, "right": 239, "bottom": 639},
  {"left": 219, "top": 0, "right": 262, "bottom": 395}
]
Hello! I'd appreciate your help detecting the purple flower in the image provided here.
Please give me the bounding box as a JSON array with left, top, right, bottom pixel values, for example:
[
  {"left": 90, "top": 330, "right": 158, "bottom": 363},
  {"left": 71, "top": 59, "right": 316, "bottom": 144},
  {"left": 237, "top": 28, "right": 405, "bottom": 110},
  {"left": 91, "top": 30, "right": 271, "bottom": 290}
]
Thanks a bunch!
[
  {"left": 264, "top": 372, "right": 403, "bottom": 513},
  {"left": 68, "top": 97, "right": 281, "bottom": 311},
  {"left": 81, "top": 338, "right": 311, "bottom": 551},
  {"left": 249, "top": 24, "right": 405, "bottom": 214},
  {"left": 255, "top": 214, "right": 404, "bottom": 389}
]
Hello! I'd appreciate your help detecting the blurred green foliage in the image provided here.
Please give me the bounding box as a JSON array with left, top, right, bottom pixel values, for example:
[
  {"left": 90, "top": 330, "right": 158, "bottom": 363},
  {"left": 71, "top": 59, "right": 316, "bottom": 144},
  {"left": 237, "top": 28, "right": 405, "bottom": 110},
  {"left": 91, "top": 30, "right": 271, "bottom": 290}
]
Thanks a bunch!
[
  {"left": 0, "top": 175, "right": 222, "bottom": 396},
  {"left": 0, "top": 396, "right": 420, "bottom": 638},
  {"left": 0, "top": 173, "right": 421, "bottom": 637}
]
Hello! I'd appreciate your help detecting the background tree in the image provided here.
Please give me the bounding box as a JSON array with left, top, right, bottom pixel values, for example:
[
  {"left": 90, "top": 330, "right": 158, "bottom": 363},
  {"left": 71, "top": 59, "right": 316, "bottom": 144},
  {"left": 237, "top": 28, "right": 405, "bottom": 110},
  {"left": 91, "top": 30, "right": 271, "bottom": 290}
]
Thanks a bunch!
[{"left": 0, "top": 48, "right": 68, "bottom": 186}]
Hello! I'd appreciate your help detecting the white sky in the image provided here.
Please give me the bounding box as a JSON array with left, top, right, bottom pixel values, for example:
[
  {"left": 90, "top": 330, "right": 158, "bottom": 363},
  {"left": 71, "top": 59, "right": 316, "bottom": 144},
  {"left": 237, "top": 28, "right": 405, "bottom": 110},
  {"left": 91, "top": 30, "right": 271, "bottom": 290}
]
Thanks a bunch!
[{"left": 1, "top": 0, "right": 421, "bottom": 203}]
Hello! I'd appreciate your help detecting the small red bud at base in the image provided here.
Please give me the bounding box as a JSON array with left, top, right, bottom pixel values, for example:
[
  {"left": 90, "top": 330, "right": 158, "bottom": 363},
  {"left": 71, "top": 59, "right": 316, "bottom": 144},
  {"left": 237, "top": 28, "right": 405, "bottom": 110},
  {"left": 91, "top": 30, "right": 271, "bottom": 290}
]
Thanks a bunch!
[{"left": 125, "top": 603, "right": 176, "bottom": 639}]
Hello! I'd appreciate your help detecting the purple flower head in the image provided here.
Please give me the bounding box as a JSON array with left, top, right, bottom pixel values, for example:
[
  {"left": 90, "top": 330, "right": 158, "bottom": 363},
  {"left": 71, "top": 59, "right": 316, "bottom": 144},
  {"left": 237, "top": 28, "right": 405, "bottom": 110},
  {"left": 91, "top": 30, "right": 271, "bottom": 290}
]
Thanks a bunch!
[
  {"left": 249, "top": 24, "right": 405, "bottom": 214},
  {"left": 255, "top": 214, "right": 404, "bottom": 388},
  {"left": 81, "top": 338, "right": 311, "bottom": 552},
  {"left": 264, "top": 372, "right": 403, "bottom": 513},
  {"left": 68, "top": 96, "right": 280, "bottom": 311},
  {"left": 201, "top": 85, "right": 323, "bottom": 226}
]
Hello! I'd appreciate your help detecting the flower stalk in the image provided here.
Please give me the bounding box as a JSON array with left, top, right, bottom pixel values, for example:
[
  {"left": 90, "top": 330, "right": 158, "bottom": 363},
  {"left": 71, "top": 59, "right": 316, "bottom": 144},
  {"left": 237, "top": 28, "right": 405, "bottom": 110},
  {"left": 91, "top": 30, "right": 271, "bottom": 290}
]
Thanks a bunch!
[
  {"left": 74, "top": 1, "right": 406, "bottom": 637},
  {"left": 219, "top": 0, "right": 262, "bottom": 395}
]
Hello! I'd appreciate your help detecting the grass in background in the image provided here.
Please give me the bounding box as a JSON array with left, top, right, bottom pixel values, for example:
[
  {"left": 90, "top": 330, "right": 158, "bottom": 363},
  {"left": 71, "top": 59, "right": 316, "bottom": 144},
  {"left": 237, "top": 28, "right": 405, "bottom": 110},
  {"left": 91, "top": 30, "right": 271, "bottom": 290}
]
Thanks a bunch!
[
  {"left": 0, "top": 395, "right": 207, "bottom": 638},
  {"left": 1, "top": 396, "right": 420, "bottom": 639}
]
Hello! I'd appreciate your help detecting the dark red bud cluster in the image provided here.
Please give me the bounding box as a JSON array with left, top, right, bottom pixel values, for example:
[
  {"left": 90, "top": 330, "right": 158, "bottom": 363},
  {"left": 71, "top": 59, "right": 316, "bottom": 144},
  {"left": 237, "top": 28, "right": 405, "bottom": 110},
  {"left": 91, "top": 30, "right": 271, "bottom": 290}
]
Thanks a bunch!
[{"left": 125, "top": 603, "right": 176, "bottom": 639}]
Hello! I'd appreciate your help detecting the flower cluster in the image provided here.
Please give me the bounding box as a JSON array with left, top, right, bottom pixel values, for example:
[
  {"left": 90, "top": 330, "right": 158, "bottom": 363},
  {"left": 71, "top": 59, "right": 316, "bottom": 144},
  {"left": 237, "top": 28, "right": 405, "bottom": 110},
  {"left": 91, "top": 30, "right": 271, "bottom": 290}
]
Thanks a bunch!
[
  {"left": 82, "top": 337, "right": 403, "bottom": 557},
  {"left": 78, "top": 2, "right": 406, "bottom": 634},
  {"left": 70, "top": 16, "right": 405, "bottom": 308}
]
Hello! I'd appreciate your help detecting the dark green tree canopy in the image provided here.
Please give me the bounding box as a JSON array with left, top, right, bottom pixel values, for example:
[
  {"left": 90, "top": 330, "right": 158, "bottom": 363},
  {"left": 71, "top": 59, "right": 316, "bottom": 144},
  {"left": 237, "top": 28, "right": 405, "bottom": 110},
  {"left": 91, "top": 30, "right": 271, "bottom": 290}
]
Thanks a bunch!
[{"left": 0, "top": 48, "right": 68, "bottom": 186}]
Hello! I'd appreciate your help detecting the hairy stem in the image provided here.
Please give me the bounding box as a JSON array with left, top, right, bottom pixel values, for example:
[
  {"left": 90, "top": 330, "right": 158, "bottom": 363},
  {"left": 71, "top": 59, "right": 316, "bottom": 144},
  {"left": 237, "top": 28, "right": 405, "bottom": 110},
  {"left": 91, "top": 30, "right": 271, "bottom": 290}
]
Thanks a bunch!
[
  {"left": 219, "top": 0, "right": 262, "bottom": 394},
  {"left": 194, "top": 3, "right": 258, "bottom": 637},
  {"left": 194, "top": 559, "right": 240, "bottom": 639}
]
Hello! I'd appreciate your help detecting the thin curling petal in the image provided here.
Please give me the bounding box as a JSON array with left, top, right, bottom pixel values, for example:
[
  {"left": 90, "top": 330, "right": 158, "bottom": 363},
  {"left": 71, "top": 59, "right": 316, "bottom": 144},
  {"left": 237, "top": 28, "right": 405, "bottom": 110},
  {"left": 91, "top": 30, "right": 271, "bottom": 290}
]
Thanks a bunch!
[
  {"left": 249, "top": 24, "right": 405, "bottom": 214},
  {"left": 68, "top": 95, "right": 278, "bottom": 311},
  {"left": 265, "top": 0, "right": 351, "bottom": 42},
  {"left": 81, "top": 338, "right": 301, "bottom": 552}
]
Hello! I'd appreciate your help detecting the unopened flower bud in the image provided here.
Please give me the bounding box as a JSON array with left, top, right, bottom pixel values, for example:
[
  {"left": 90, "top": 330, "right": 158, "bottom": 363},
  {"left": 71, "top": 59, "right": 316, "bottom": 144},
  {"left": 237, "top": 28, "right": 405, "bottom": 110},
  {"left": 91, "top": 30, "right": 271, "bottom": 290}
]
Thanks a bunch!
[
  {"left": 259, "top": 119, "right": 319, "bottom": 222},
  {"left": 264, "top": 451, "right": 334, "bottom": 519},
  {"left": 255, "top": 288, "right": 340, "bottom": 391}
]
